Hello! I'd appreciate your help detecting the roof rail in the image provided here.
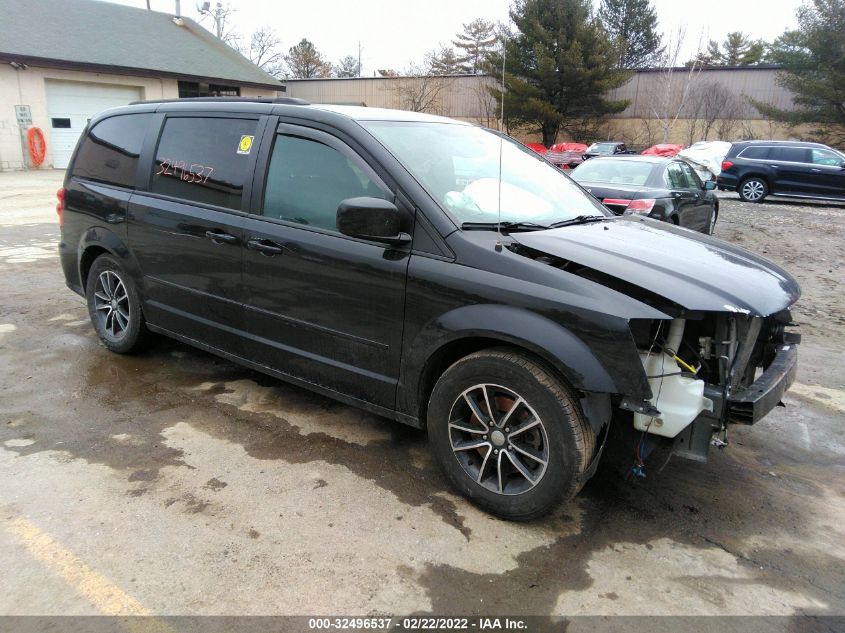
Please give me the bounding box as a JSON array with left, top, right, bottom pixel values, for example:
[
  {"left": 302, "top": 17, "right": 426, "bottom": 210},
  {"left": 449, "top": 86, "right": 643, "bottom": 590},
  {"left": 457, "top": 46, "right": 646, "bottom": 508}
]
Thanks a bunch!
[{"left": 129, "top": 96, "right": 310, "bottom": 106}]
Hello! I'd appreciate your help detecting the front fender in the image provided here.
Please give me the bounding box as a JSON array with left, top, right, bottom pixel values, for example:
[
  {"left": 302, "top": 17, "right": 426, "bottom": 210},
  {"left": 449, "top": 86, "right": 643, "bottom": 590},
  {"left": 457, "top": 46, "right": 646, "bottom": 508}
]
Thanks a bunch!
[{"left": 397, "top": 303, "right": 650, "bottom": 418}]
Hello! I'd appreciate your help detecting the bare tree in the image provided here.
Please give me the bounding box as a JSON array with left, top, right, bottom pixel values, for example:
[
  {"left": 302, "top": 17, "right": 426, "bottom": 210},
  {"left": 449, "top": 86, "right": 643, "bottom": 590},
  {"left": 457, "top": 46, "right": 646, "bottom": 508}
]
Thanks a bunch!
[
  {"left": 716, "top": 96, "right": 746, "bottom": 140},
  {"left": 471, "top": 75, "right": 499, "bottom": 128},
  {"left": 237, "top": 27, "right": 285, "bottom": 78},
  {"left": 196, "top": 1, "right": 238, "bottom": 45},
  {"left": 389, "top": 63, "right": 454, "bottom": 114},
  {"left": 639, "top": 117, "right": 659, "bottom": 147},
  {"left": 647, "top": 27, "right": 704, "bottom": 143},
  {"left": 684, "top": 80, "right": 740, "bottom": 144}
]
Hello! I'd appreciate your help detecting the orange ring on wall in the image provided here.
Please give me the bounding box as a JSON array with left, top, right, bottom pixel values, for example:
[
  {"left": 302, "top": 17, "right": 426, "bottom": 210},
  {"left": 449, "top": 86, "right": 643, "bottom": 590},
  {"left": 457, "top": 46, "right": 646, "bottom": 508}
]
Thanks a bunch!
[{"left": 27, "top": 127, "right": 47, "bottom": 166}]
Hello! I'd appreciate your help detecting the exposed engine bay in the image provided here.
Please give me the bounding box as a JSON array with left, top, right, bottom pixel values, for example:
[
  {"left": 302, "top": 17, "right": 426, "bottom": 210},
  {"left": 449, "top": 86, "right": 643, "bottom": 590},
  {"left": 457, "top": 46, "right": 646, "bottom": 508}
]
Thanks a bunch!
[
  {"left": 627, "top": 311, "right": 800, "bottom": 462},
  {"left": 506, "top": 227, "right": 801, "bottom": 465}
]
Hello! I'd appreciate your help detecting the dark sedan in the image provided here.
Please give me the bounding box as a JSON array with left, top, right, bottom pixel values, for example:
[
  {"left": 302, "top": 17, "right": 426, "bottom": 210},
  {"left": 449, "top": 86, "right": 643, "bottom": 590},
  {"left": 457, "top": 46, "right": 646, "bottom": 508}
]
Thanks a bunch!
[
  {"left": 583, "top": 141, "right": 635, "bottom": 160},
  {"left": 570, "top": 156, "right": 719, "bottom": 234}
]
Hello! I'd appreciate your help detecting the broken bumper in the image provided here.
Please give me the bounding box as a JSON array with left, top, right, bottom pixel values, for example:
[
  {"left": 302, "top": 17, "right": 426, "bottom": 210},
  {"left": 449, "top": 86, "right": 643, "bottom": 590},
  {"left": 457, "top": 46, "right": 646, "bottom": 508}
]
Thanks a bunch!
[{"left": 727, "top": 343, "right": 798, "bottom": 424}]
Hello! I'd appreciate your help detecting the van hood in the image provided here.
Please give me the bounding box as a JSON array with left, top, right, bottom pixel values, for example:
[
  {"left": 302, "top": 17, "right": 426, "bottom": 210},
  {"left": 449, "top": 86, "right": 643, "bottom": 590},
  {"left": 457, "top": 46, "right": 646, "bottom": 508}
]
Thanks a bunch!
[{"left": 512, "top": 217, "right": 800, "bottom": 317}]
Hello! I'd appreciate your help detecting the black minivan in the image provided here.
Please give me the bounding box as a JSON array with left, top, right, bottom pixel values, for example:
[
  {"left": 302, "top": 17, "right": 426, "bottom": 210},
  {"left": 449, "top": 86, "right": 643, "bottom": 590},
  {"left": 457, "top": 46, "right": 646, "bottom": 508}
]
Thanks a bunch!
[{"left": 59, "top": 98, "right": 801, "bottom": 520}]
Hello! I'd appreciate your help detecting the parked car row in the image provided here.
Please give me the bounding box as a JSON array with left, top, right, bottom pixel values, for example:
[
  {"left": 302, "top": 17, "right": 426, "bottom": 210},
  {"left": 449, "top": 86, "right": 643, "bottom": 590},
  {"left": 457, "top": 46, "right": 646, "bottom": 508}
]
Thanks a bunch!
[{"left": 529, "top": 136, "right": 844, "bottom": 225}]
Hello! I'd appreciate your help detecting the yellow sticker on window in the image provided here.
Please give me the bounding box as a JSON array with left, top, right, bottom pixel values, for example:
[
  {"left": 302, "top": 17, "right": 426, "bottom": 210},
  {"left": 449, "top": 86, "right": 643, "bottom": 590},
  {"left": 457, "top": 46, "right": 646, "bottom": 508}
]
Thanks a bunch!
[{"left": 237, "top": 135, "right": 254, "bottom": 155}]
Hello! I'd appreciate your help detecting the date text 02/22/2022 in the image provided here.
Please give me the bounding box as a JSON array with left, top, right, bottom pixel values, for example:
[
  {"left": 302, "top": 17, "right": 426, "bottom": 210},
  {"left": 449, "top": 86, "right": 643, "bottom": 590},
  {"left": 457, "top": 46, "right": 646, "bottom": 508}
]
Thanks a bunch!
[{"left": 308, "top": 617, "right": 529, "bottom": 630}]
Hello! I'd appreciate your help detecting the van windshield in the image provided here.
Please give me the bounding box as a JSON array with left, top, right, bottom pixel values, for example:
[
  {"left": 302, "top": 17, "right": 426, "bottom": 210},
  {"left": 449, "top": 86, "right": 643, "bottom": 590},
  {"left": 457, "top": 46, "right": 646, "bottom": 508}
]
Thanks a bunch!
[{"left": 361, "top": 121, "right": 608, "bottom": 226}]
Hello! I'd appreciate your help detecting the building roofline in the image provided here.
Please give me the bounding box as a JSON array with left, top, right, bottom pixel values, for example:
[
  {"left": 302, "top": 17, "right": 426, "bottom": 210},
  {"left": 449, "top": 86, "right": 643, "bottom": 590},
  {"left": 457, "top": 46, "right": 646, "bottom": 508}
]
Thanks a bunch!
[
  {"left": 283, "top": 73, "right": 490, "bottom": 82},
  {"left": 0, "top": 54, "right": 284, "bottom": 91},
  {"left": 283, "top": 65, "right": 782, "bottom": 83}
]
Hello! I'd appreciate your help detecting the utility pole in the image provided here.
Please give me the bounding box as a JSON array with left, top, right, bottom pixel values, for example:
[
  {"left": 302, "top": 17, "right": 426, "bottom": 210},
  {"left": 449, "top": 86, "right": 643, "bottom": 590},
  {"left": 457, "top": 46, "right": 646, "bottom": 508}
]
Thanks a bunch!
[{"left": 357, "top": 41, "right": 362, "bottom": 77}]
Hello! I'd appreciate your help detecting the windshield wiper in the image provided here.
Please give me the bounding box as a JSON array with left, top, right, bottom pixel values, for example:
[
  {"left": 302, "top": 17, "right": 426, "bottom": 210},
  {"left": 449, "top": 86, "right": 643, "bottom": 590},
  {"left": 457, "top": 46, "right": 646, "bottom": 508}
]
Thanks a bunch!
[
  {"left": 549, "top": 215, "right": 610, "bottom": 228},
  {"left": 460, "top": 221, "right": 551, "bottom": 232}
]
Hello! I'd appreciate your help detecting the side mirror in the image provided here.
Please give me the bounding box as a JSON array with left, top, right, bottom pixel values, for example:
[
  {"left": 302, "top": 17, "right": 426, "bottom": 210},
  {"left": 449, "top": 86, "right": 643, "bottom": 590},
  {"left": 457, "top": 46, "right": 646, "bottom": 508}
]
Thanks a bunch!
[
  {"left": 337, "top": 197, "right": 410, "bottom": 245},
  {"left": 703, "top": 180, "right": 717, "bottom": 190}
]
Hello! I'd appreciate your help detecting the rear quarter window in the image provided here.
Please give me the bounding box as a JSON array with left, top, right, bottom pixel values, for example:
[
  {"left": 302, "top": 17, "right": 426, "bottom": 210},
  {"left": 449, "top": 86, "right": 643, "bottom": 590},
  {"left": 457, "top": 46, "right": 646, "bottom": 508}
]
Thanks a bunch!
[
  {"left": 71, "top": 114, "right": 152, "bottom": 188},
  {"left": 151, "top": 116, "right": 259, "bottom": 210}
]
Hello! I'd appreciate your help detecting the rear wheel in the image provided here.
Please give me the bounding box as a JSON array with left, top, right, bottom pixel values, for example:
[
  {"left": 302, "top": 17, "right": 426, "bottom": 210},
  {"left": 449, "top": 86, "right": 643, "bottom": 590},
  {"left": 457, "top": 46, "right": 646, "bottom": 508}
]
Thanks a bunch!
[
  {"left": 427, "top": 349, "right": 595, "bottom": 520},
  {"left": 738, "top": 177, "right": 768, "bottom": 202},
  {"left": 86, "top": 254, "right": 150, "bottom": 354}
]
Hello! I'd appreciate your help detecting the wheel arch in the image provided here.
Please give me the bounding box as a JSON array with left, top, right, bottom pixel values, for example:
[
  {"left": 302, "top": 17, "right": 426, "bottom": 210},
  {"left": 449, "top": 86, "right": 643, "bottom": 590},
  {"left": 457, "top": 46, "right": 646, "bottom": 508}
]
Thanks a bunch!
[
  {"left": 400, "top": 305, "right": 621, "bottom": 424},
  {"left": 76, "top": 227, "right": 142, "bottom": 289},
  {"left": 739, "top": 172, "right": 772, "bottom": 189}
]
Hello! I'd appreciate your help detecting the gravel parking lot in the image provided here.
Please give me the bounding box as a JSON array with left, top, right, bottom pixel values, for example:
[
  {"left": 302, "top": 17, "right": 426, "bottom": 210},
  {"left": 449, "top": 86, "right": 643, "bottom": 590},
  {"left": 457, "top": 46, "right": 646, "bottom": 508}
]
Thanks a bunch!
[{"left": 0, "top": 170, "right": 843, "bottom": 620}]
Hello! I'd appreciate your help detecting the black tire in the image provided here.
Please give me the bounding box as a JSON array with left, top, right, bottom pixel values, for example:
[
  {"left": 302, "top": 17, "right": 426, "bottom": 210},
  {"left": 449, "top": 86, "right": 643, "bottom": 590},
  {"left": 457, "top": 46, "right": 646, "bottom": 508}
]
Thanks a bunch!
[
  {"left": 706, "top": 207, "right": 718, "bottom": 235},
  {"left": 738, "top": 176, "right": 768, "bottom": 202},
  {"left": 427, "top": 348, "right": 595, "bottom": 520},
  {"left": 85, "top": 254, "right": 150, "bottom": 354}
]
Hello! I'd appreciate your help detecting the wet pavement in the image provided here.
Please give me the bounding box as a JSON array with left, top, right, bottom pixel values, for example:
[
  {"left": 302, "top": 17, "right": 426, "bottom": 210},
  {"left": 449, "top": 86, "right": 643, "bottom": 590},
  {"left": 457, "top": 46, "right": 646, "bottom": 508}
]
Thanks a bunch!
[{"left": 0, "top": 170, "right": 843, "bottom": 617}]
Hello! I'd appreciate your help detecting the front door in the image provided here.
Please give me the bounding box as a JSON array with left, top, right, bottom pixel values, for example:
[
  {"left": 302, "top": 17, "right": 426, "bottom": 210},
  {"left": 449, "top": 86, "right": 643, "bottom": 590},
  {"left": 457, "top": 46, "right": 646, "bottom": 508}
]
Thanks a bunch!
[
  {"left": 241, "top": 124, "right": 411, "bottom": 408},
  {"left": 806, "top": 148, "right": 845, "bottom": 199},
  {"left": 770, "top": 146, "right": 814, "bottom": 195},
  {"left": 664, "top": 162, "right": 699, "bottom": 229},
  {"left": 678, "top": 162, "right": 713, "bottom": 231}
]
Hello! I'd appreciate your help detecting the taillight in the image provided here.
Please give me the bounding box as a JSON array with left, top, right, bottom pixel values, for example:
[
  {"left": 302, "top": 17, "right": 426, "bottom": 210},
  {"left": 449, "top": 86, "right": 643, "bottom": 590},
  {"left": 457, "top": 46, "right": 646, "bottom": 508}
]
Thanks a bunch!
[
  {"left": 624, "top": 198, "right": 656, "bottom": 214},
  {"left": 602, "top": 198, "right": 632, "bottom": 206},
  {"left": 56, "top": 188, "right": 65, "bottom": 228},
  {"left": 721, "top": 160, "right": 734, "bottom": 171}
]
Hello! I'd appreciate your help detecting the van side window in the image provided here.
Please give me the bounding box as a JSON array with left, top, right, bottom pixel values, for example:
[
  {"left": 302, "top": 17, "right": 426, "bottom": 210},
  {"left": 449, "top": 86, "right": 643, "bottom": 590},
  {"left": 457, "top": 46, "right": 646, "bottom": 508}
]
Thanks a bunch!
[
  {"left": 71, "top": 114, "right": 152, "bottom": 188},
  {"left": 262, "top": 134, "right": 389, "bottom": 232},
  {"left": 772, "top": 147, "right": 809, "bottom": 163},
  {"left": 151, "top": 117, "right": 258, "bottom": 210},
  {"left": 811, "top": 148, "right": 842, "bottom": 166},
  {"left": 738, "top": 146, "right": 771, "bottom": 160}
]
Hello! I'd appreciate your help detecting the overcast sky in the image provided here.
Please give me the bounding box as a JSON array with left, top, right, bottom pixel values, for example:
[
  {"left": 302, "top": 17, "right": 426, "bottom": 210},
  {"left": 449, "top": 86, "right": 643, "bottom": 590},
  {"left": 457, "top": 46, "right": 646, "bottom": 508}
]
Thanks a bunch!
[{"left": 113, "top": 0, "right": 805, "bottom": 74}]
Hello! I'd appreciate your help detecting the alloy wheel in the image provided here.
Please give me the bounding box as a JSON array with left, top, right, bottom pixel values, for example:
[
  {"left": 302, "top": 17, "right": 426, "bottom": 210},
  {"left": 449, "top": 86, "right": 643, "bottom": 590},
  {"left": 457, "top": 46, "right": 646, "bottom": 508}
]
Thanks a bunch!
[
  {"left": 741, "top": 179, "right": 765, "bottom": 201},
  {"left": 93, "top": 270, "right": 130, "bottom": 340},
  {"left": 448, "top": 383, "right": 549, "bottom": 495}
]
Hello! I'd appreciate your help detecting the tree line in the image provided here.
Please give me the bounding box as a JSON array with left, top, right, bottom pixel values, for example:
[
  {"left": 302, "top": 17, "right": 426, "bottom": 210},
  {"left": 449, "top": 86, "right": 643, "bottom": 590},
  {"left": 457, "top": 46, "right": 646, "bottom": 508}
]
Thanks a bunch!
[{"left": 203, "top": 0, "right": 845, "bottom": 146}]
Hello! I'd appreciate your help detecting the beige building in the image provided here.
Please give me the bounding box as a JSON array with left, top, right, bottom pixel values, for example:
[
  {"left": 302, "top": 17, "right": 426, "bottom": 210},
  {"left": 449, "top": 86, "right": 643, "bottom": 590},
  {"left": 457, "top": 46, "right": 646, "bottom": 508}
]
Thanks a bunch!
[
  {"left": 0, "top": 0, "right": 282, "bottom": 170},
  {"left": 285, "top": 66, "right": 800, "bottom": 147}
]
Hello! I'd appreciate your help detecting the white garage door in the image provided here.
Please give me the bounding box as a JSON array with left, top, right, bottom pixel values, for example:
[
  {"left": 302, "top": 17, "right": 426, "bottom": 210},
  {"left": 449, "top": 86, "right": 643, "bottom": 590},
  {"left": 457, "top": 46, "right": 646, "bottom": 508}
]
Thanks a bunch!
[{"left": 45, "top": 80, "right": 142, "bottom": 169}]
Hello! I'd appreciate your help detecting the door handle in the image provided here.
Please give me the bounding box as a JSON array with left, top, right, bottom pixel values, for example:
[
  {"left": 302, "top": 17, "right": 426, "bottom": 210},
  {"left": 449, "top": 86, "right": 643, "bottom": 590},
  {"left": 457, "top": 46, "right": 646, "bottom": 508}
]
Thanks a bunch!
[
  {"left": 205, "top": 230, "right": 238, "bottom": 244},
  {"left": 246, "top": 237, "right": 284, "bottom": 256},
  {"left": 811, "top": 168, "right": 822, "bottom": 172}
]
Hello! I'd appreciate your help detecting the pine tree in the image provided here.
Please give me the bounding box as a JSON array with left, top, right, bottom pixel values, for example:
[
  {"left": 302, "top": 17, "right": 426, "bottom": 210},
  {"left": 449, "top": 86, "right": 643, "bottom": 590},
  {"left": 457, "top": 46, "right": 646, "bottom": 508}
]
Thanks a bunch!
[
  {"left": 426, "top": 46, "right": 463, "bottom": 75},
  {"left": 598, "top": 0, "right": 663, "bottom": 68},
  {"left": 754, "top": 0, "right": 845, "bottom": 144},
  {"left": 452, "top": 18, "right": 499, "bottom": 74},
  {"left": 335, "top": 55, "right": 360, "bottom": 78},
  {"left": 284, "top": 39, "right": 333, "bottom": 78},
  {"left": 693, "top": 32, "right": 765, "bottom": 66},
  {"left": 493, "top": 0, "right": 630, "bottom": 145}
]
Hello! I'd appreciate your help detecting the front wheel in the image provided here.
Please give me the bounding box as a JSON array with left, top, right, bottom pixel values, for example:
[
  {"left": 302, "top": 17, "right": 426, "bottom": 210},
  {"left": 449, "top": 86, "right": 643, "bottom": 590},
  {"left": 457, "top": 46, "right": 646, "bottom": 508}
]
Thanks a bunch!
[
  {"left": 738, "top": 177, "right": 768, "bottom": 202},
  {"left": 427, "top": 349, "right": 595, "bottom": 520},
  {"left": 86, "top": 254, "right": 150, "bottom": 354},
  {"left": 706, "top": 207, "right": 718, "bottom": 235}
]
